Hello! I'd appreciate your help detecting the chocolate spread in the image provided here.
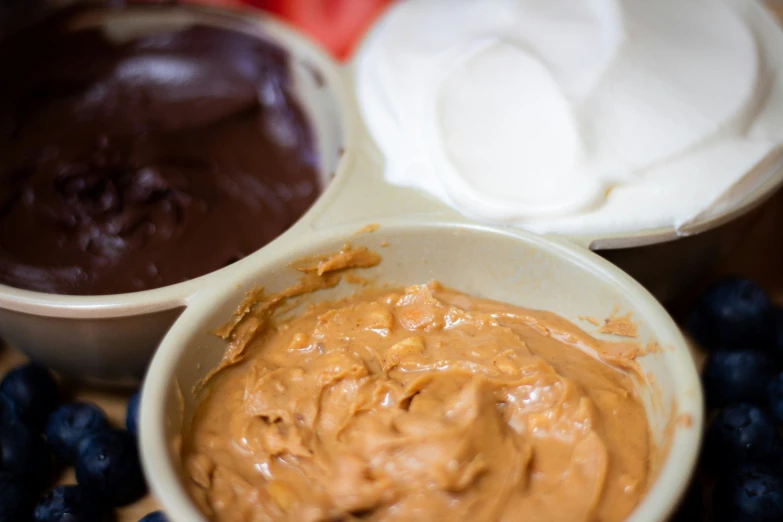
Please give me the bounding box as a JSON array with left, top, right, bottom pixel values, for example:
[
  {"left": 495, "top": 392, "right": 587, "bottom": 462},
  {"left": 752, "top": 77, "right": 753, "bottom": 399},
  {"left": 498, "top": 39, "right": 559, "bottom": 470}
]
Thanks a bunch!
[
  {"left": 184, "top": 280, "right": 651, "bottom": 521},
  {"left": 0, "top": 6, "right": 321, "bottom": 295}
]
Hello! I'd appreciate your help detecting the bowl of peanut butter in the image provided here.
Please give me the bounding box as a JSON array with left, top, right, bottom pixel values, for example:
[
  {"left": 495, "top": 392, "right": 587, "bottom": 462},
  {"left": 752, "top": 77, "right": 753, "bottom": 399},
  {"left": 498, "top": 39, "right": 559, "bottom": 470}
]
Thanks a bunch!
[{"left": 139, "top": 221, "right": 702, "bottom": 522}]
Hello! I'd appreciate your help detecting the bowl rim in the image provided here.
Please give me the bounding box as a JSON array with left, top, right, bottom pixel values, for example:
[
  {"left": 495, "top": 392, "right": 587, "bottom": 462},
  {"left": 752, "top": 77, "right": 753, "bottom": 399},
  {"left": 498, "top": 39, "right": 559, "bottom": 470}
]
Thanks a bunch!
[
  {"left": 581, "top": 150, "right": 783, "bottom": 250},
  {"left": 139, "top": 220, "right": 704, "bottom": 522},
  {"left": 0, "top": 2, "right": 359, "bottom": 318}
]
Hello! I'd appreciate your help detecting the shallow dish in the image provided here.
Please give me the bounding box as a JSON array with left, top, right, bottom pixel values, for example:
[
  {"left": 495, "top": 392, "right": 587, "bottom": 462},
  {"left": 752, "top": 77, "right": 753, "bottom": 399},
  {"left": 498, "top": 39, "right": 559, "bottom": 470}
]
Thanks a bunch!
[{"left": 140, "top": 221, "right": 703, "bottom": 522}]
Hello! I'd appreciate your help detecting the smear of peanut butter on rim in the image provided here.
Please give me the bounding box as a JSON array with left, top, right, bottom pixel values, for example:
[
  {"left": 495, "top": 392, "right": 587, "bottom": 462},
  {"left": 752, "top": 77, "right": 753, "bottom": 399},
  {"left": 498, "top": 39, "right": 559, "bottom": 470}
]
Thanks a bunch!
[
  {"left": 355, "top": 223, "right": 380, "bottom": 235},
  {"left": 200, "top": 244, "right": 381, "bottom": 387},
  {"left": 598, "top": 308, "right": 639, "bottom": 338}
]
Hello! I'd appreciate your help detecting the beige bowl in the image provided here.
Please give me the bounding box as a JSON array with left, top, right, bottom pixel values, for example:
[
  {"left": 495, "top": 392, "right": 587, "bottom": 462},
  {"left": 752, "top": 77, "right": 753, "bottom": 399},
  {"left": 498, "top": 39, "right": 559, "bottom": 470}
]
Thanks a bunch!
[
  {"left": 139, "top": 221, "right": 703, "bottom": 522},
  {"left": 2, "top": 1, "right": 780, "bottom": 382},
  {"left": 0, "top": 4, "right": 351, "bottom": 383}
]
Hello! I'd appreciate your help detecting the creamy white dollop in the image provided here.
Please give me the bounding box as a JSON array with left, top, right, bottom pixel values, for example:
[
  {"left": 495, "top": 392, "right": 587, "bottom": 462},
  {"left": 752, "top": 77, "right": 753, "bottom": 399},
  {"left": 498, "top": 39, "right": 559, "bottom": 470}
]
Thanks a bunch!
[{"left": 355, "top": 0, "right": 783, "bottom": 236}]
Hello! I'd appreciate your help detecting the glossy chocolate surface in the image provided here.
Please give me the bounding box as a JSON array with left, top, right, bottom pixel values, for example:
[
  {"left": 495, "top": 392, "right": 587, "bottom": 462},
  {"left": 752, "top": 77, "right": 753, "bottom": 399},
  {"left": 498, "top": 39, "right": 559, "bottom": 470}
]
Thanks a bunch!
[{"left": 0, "top": 6, "right": 321, "bottom": 295}]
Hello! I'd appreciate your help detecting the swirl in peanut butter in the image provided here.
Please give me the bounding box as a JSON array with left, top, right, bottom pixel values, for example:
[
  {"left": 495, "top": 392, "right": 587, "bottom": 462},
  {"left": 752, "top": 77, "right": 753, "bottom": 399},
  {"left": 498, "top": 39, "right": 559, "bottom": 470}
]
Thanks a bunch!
[{"left": 184, "top": 283, "right": 650, "bottom": 522}]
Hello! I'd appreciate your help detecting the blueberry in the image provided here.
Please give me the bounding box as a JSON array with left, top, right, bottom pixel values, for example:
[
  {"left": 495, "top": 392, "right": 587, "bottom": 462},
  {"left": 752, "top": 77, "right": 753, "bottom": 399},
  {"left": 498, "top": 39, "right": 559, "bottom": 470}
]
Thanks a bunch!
[
  {"left": 126, "top": 390, "right": 140, "bottom": 437},
  {"left": 0, "top": 363, "right": 59, "bottom": 429},
  {"left": 688, "top": 277, "right": 774, "bottom": 351},
  {"left": 0, "top": 422, "right": 52, "bottom": 488},
  {"left": 773, "top": 307, "right": 783, "bottom": 358},
  {"left": 45, "top": 402, "right": 110, "bottom": 464},
  {"left": 0, "top": 471, "right": 33, "bottom": 522},
  {"left": 139, "top": 511, "right": 168, "bottom": 522},
  {"left": 76, "top": 429, "right": 146, "bottom": 506},
  {"left": 33, "top": 485, "right": 109, "bottom": 522},
  {"left": 769, "top": 373, "right": 783, "bottom": 423},
  {"left": 0, "top": 394, "right": 18, "bottom": 427},
  {"left": 715, "top": 465, "right": 783, "bottom": 522},
  {"left": 704, "top": 403, "right": 781, "bottom": 472},
  {"left": 703, "top": 350, "right": 774, "bottom": 407}
]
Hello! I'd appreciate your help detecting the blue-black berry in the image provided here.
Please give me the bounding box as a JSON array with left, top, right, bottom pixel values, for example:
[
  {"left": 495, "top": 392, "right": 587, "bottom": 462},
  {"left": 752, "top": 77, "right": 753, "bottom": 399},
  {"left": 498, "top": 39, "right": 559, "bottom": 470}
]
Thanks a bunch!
[
  {"left": 126, "top": 390, "right": 140, "bottom": 437},
  {"left": 715, "top": 465, "right": 783, "bottom": 522},
  {"left": 0, "top": 471, "right": 33, "bottom": 522},
  {"left": 688, "top": 277, "right": 774, "bottom": 351},
  {"left": 0, "top": 422, "right": 52, "bottom": 488},
  {"left": 773, "top": 307, "right": 783, "bottom": 359},
  {"left": 33, "top": 485, "right": 110, "bottom": 522},
  {"left": 703, "top": 350, "right": 774, "bottom": 407},
  {"left": 139, "top": 511, "right": 168, "bottom": 522},
  {"left": 0, "top": 363, "right": 59, "bottom": 429},
  {"left": 0, "top": 394, "right": 17, "bottom": 427},
  {"left": 46, "top": 402, "right": 110, "bottom": 464},
  {"left": 704, "top": 403, "right": 781, "bottom": 473},
  {"left": 769, "top": 373, "right": 783, "bottom": 423},
  {"left": 76, "top": 429, "right": 146, "bottom": 506}
]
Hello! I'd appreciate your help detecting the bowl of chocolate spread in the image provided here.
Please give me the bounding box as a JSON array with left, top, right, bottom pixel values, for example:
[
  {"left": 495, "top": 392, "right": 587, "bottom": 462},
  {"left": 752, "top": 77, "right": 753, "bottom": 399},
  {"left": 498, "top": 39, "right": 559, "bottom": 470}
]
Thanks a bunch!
[
  {"left": 0, "top": 2, "right": 349, "bottom": 381},
  {"left": 138, "top": 222, "right": 703, "bottom": 522}
]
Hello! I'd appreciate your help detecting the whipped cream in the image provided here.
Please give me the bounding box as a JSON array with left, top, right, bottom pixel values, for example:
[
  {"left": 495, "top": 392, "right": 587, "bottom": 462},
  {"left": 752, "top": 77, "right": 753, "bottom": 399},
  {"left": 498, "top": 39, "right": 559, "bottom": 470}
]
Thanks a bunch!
[{"left": 354, "top": 0, "right": 783, "bottom": 237}]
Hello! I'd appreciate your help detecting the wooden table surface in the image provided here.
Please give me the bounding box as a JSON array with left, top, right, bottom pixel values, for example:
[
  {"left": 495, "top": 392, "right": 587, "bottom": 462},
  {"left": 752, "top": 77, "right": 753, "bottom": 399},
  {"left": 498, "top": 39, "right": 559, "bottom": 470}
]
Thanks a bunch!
[{"left": 1, "top": 190, "right": 780, "bottom": 520}]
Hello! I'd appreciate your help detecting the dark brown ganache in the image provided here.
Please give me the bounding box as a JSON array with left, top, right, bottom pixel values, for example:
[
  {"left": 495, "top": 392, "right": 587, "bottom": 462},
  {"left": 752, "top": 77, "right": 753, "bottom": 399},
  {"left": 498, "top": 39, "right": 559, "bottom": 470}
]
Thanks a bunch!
[{"left": 0, "top": 5, "right": 322, "bottom": 295}]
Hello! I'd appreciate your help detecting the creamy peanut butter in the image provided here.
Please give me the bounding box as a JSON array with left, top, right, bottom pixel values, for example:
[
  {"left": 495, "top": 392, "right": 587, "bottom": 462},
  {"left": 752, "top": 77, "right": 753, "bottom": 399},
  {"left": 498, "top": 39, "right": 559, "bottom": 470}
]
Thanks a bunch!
[{"left": 184, "top": 282, "right": 651, "bottom": 522}]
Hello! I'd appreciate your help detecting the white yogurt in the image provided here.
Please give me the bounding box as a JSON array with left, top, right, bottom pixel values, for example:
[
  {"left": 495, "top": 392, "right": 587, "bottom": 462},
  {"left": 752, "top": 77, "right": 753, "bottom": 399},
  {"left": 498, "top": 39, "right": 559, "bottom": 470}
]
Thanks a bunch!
[{"left": 354, "top": 0, "right": 783, "bottom": 236}]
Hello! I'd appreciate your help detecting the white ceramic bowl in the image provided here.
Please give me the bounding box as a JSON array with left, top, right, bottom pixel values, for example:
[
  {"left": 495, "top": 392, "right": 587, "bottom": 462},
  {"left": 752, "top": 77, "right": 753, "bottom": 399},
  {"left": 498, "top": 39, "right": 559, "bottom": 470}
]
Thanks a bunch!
[{"left": 140, "top": 220, "right": 703, "bottom": 522}]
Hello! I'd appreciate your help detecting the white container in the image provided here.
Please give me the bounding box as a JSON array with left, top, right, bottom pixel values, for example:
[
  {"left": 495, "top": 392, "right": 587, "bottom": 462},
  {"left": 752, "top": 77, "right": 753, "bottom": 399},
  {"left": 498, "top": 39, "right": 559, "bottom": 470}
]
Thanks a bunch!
[
  {"left": 0, "top": 4, "right": 707, "bottom": 520},
  {"left": 140, "top": 221, "right": 703, "bottom": 522},
  {"left": 0, "top": 3, "right": 779, "bottom": 382}
]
